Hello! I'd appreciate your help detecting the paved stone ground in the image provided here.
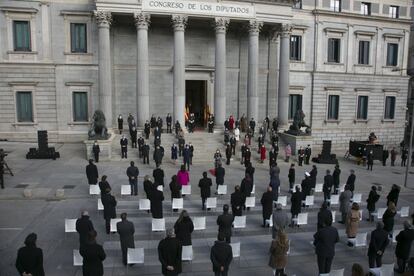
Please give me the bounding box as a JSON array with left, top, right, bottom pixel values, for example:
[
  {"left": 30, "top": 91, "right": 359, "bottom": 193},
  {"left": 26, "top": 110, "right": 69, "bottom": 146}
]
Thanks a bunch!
[{"left": 0, "top": 136, "right": 414, "bottom": 276}]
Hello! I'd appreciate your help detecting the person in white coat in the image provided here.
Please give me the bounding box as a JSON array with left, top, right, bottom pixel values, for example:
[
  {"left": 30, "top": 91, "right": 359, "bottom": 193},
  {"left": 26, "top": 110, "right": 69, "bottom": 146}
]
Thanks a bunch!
[{"left": 234, "top": 127, "right": 240, "bottom": 142}]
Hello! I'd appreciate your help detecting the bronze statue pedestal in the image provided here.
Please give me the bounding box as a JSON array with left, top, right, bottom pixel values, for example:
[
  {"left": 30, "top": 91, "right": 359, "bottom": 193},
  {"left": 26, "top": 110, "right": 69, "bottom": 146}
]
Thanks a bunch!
[
  {"left": 279, "top": 132, "right": 313, "bottom": 156},
  {"left": 83, "top": 133, "right": 115, "bottom": 161}
]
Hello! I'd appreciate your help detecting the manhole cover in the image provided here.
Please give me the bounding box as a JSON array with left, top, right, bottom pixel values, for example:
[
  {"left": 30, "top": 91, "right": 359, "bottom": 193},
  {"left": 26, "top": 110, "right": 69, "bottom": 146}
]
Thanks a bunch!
[
  {"left": 15, "top": 184, "right": 28, "bottom": 188},
  {"left": 392, "top": 171, "right": 402, "bottom": 175},
  {"left": 63, "top": 185, "right": 76, "bottom": 189}
]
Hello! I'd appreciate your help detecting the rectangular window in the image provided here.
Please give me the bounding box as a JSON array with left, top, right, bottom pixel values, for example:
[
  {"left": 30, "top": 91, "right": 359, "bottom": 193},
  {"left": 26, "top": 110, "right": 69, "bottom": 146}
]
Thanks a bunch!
[
  {"left": 386, "top": 43, "right": 398, "bottom": 66},
  {"left": 288, "top": 94, "right": 303, "bottom": 120},
  {"left": 327, "top": 95, "right": 339, "bottom": 120},
  {"left": 328, "top": 38, "right": 341, "bottom": 63},
  {"left": 358, "top": 41, "right": 370, "bottom": 65},
  {"left": 16, "top": 91, "right": 33, "bottom": 122},
  {"left": 293, "top": 0, "right": 302, "bottom": 9},
  {"left": 73, "top": 92, "right": 88, "bottom": 122},
  {"left": 70, "top": 23, "right": 87, "bottom": 53},
  {"left": 13, "top": 21, "right": 31, "bottom": 51},
  {"left": 330, "top": 0, "right": 341, "bottom": 12},
  {"left": 290, "top": 35, "right": 302, "bottom": 61},
  {"left": 384, "top": 96, "right": 396, "bottom": 119},
  {"left": 361, "top": 2, "right": 371, "bottom": 15},
  {"left": 357, "top": 96, "right": 368, "bottom": 120},
  {"left": 389, "top": 6, "right": 399, "bottom": 18}
]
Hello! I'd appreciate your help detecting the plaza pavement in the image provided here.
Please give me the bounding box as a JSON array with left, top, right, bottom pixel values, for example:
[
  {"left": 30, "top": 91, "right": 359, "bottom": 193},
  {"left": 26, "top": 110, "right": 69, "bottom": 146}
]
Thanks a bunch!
[{"left": 0, "top": 136, "right": 414, "bottom": 276}]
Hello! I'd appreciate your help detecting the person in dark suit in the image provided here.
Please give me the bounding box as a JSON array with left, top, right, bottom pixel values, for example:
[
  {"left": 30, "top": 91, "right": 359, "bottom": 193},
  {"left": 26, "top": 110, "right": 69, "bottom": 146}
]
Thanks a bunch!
[
  {"left": 368, "top": 222, "right": 389, "bottom": 268},
  {"left": 158, "top": 228, "right": 182, "bottom": 276},
  {"left": 92, "top": 141, "right": 100, "bottom": 163},
  {"left": 198, "top": 172, "right": 212, "bottom": 210},
  {"left": 210, "top": 234, "right": 233, "bottom": 276},
  {"left": 15, "top": 233, "right": 45, "bottom": 276},
  {"left": 76, "top": 211, "right": 94, "bottom": 250},
  {"left": 323, "top": 169, "right": 334, "bottom": 204},
  {"left": 383, "top": 202, "right": 396, "bottom": 236},
  {"left": 386, "top": 184, "right": 401, "bottom": 207},
  {"left": 240, "top": 174, "right": 253, "bottom": 205},
  {"left": 346, "top": 170, "right": 356, "bottom": 194},
  {"left": 301, "top": 172, "right": 312, "bottom": 197},
  {"left": 366, "top": 186, "right": 380, "bottom": 222},
  {"left": 138, "top": 136, "right": 145, "bottom": 158},
  {"left": 215, "top": 163, "right": 225, "bottom": 192},
  {"left": 80, "top": 230, "right": 106, "bottom": 276},
  {"left": 86, "top": 159, "right": 99, "bottom": 185},
  {"left": 117, "top": 114, "right": 123, "bottom": 134},
  {"left": 332, "top": 164, "right": 341, "bottom": 195},
  {"left": 144, "top": 120, "right": 150, "bottom": 139},
  {"left": 101, "top": 188, "right": 117, "bottom": 234},
  {"left": 382, "top": 148, "right": 389, "bottom": 166},
  {"left": 174, "top": 210, "right": 194, "bottom": 246},
  {"left": 126, "top": 161, "right": 139, "bottom": 196},
  {"left": 131, "top": 127, "right": 137, "bottom": 148},
  {"left": 153, "top": 165, "right": 165, "bottom": 187},
  {"left": 313, "top": 224, "right": 339, "bottom": 274},
  {"left": 183, "top": 145, "right": 191, "bottom": 171},
  {"left": 120, "top": 135, "right": 128, "bottom": 159},
  {"left": 395, "top": 221, "right": 414, "bottom": 273},
  {"left": 304, "top": 145, "right": 312, "bottom": 165},
  {"left": 290, "top": 185, "right": 303, "bottom": 226},
  {"left": 317, "top": 202, "right": 333, "bottom": 231},
  {"left": 310, "top": 165, "right": 318, "bottom": 190},
  {"left": 217, "top": 204, "right": 234, "bottom": 243},
  {"left": 150, "top": 185, "right": 164, "bottom": 218},
  {"left": 245, "top": 162, "right": 255, "bottom": 185},
  {"left": 169, "top": 175, "right": 181, "bottom": 200},
  {"left": 225, "top": 144, "right": 232, "bottom": 165},
  {"left": 143, "top": 175, "right": 154, "bottom": 199},
  {"left": 98, "top": 175, "right": 111, "bottom": 194},
  {"left": 166, "top": 113, "right": 172, "bottom": 133},
  {"left": 142, "top": 143, "right": 150, "bottom": 164},
  {"left": 231, "top": 185, "right": 244, "bottom": 217},
  {"left": 116, "top": 213, "right": 135, "bottom": 266},
  {"left": 288, "top": 163, "right": 295, "bottom": 192},
  {"left": 260, "top": 186, "right": 273, "bottom": 227},
  {"left": 154, "top": 146, "right": 163, "bottom": 166}
]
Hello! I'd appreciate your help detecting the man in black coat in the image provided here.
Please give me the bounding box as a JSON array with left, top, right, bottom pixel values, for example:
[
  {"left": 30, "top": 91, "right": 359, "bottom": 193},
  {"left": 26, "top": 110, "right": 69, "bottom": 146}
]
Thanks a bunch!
[
  {"left": 317, "top": 202, "right": 333, "bottom": 231},
  {"left": 153, "top": 146, "right": 164, "bottom": 168},
  {"left": 158, "top": 228, "right": 182, "bottom": 276},
  {"left": 126, "top": 161, "right": 139, "bottom": 196},
  {"left": 76, "top": 211, "right": 94, "bottom": 250},
  {"left": 240, "top": 174, "right": 253, "bottom": 209},
  {"left": 231, "top": 185, "right": 244, "bottom": 217},
  {"left": 368, "top": 222, "right": 389, "bottom": 268},
  {"left": 15, "top": 233, "right": 45, "bottom": 276},
  {"left": 249, "top": 118, "right": 256, "bottom": 137},
  {"left": 217, "top": 204, "right": 234, "bottom": 243},
  {"left": 301, "top": 172, "right": 312, "bottom": 197},
  {"left": 245, "top": 163, "right": 255, "bottom": 185},
  {"left": 142, "top": 143, "right": 150, "bottom": 164},
  {"left": 120, "top": 135, "right": 128, "bottom": 159},
  {"left": 290, "top": 185, "right": 303, "bottom": 226},
  {"left": 86, "top": 159, "right": 99, "bottom": 185},
  {"left": 260, "top": 186, "right": 273, "bottom": 227},
  {"left": 288, "top": 163, "right": 295, "bottom": 192},
  {"left": 313, "top": 224, "right": 339, "bottom": 274},
  {"left": 210, "top": 234, "right": 233, "bottom": 276},
  {"left": 92, "top": 140, "right": 100, "bottom": 163},
  {"left": 199, "top": 172, "right": 212, "bottom": 210},
  {"left": 310, "top": 165, "right": 318, "bottom": 190},
  {"left": 323, "top": 169, "right": 334, "bottom": 204},
  {"left": 101, "top": 189, "right": 117, "bottom": 234},
  {"left": 332, "top": 164, "right": 341, "bottom": 195},
  {"left": 80, "top": 230, "right": 106, "bottom": 276},
  {"left": 117, "top": 213, "right": 135, "bottom": 266},
  {"left": 150, "top": 185, "right": 164, "bottom": 218},
  {"left": 138, "top": 136, "right": 145, "bottom": 158},
  {"left": 395, "top": 221, "right": 414, "bottom": 273},
  {"left": 215, "top": 163, "right": 225, "bottom": 192},
  {"left": 153, "top": 165, "right": 165, "bottom": 187},
  {"left": 166, "top": 113, "right": 172, "bottom": 133},
  {"left": 305, "top": 145, "right": 312, "bottom": 165},
  {"left": 144, "top": 120, "right": 150, "bottom": 139},
  {"left": 346, "top": 170, "right": 356, "bottom": 194},
  {"left": 131, "top": 127, "right": 137, "bottom": 148}
]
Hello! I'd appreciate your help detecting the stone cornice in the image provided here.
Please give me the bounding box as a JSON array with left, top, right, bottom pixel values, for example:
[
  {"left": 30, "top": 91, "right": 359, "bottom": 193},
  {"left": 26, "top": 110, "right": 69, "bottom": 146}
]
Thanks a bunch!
[
  {"left": 313, "top": 10, "right": 411, "bottom": 25},
  {"left": 65, "top": 82, "right": 93, "bottom": 86},
  {"left": 8, "top": 81, "right": 39, "bottom": 86},
  {"left": 60, "top": 10, "right": 93, "bottom": 17},
  {"left": 0, "top": 7, "right": 38, "bottom": 13}
]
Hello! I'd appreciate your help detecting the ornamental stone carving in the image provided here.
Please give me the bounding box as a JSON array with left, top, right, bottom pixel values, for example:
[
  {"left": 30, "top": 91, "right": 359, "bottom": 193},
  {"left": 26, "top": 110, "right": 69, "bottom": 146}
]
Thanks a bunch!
[
  {"left": 248, "top": 20, "right": 263, "bottom": 35},
  {"left": 270, "top": 28, "right": 279, "bottom": 42},
  {"left": 214, "top": 17, "right": 230, "bottom": 33},
  {"left": 94, "top": 10, "right": 112, "bottom": 27},
  {"left": 134, "top": 12, "right": 151, "bottom": 29},
  {"left": 280, "top": 23, "right": 292, "bottom": 37},
  {"left": 171, "top": 15, "right": 188, "bottom": 31}
]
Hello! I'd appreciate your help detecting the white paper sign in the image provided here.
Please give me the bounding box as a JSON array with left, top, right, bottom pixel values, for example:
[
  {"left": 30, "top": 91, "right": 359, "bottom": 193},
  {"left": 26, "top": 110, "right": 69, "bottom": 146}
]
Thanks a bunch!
[{"left": 142, "top": 0, "right": 255, "bottom": 18}]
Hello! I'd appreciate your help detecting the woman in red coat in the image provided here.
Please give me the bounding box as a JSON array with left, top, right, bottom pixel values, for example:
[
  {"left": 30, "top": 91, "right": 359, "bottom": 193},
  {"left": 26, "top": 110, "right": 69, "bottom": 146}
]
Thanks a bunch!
[
  {"left": 229, "top": 115, "right": 235, "bottom": 131},
  {"left": 260, "top": 145, "right": 266, "bottom": 163}
]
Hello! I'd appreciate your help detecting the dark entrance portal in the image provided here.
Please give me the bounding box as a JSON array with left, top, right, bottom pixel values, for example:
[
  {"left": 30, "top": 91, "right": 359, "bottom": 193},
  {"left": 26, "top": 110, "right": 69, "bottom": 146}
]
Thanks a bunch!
[{"left": 185, "top": 80, "right": 207, "bottom": 127}]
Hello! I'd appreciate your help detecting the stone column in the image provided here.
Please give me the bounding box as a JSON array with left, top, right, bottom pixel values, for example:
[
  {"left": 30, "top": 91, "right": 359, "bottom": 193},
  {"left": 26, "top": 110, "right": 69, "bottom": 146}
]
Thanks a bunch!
[
  {"left": 247, "top": 20, "right": 262, "bottom": 122},
  {"left": 278, "top": 24, "right": 292, "bottom": 128},
  {"left": 134, "top": 12, "right": 151, "bottom": 127},
  {"left": 214, "top": 17, "right": 229, "bottom": 127},
  {"left": 267, "top": 29, "right": 279, "bottom": 118},
  {"left": 172, "top": 15, "right": 188, "bottom": 127},
  {"left": 94, "top": 11, "right": 113, "bottom": 127}
]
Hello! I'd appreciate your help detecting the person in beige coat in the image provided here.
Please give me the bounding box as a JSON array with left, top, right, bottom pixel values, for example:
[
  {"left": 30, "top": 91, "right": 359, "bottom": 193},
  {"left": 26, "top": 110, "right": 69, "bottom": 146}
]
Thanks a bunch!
[
  {"left": 268, "top": 230, "right": 289, "bottom": 276},
  {"left": 346, "top": 203, "right": 361, "bottom": 245}
]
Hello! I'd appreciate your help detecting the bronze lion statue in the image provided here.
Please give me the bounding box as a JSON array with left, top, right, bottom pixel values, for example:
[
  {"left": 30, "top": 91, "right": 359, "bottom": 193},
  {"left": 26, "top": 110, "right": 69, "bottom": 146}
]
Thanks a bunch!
[{"left": 88, "top": 110, "right": 110, "bottom": 140}]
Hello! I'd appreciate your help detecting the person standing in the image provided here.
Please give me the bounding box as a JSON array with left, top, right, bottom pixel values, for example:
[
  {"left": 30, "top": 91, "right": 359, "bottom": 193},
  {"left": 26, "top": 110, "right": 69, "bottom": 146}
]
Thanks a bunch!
[
  {"left": 183, "top": 145, "right": 191, "bottom": 171},
  {"left": 92, "top": 140, "right": 100, "bottom": 163},
  {"left": 150, "top": 184, "right": 164, "bottom": 218},
  {"left": 158, "top": 228, "right": 182, "bottom": 276},
  {"left": 260, "top": 145, "right": 267, "bottom": 163},
  {"left": 98, "top": 175, "right": 111, "bottom": 194},
  {"left": 346, "top": 170, "right": 356, "bottom": 195},
  {"left": 117, "top": 114, "right": 123, "bottom": 134},
  {"left": 332, "top": 164, "right": 341, "bottom": 195},
  {"left": 395, "top": 221, "right": 414, "bottom": 273},
  {"left": 188, "top": 143, "right": 194, "bottom": 165},
  {"left": 131, "top": 127, "right": 137, "bottom": 148},
  {"left": 215, "top": 163, "right": 225, "bottom": 192},
  {"left": 382, "top": 148, "right": 389, "bottom": 166},
  {"left": 261, "top": 186, "right": 274, "bottom": 227},
  {"left": 297, "top": 146, "right": 304, "bottom": 166},
  {"left": 272, "top": 204, "right": 289, "bottom": 239},
  {"left": 290, "top": 186, "right": 303, "bottom": 227},
  {"left": 171, "top": 144, "right": 178, "bottom": 164},
  {"left": 249, "top": 118, "right": 256, "bottom": 136},
  {"left": 387, "top": 184, "right": 401, "bottom": 207},
  {"left": 288, "top": 164, "right": 295, "bottom": 192},
  {"left": 313, "top": 224, "right": 339, "bottom": 274},
  {"left": 199, "top": 172, "right": 212, "bottom": 210},
  {"left": 367, "top": 222, "right": 389, "bottom": 269},
  {"left": 86, "top": 159, "right": 99, "bottom": 185},
  {"left": 116, "top": 213, "right": 135, "bottom": 266},
  {"left": 210, "top": 234, "right": 233, "bottom": 276},
  {"left": 240, "top": 174, "right": 253, "bottom": 209},
  {"left": 390, "top": 147, "right": 397, "bottom": 166},
  {"left": 126, "top": 161, "right": 139, "bottom": 196},
  {"left": 166, "top": 113, "right": 172, "bottom": 133},
  {"left": 208, "top": 114, "right": 215, "bottom": 133},
  {"left": 225, "top": 144, "right": 232, "bottom": 165},
  {"left": 142, "top": 143, "right": 150, "bottom": 164},
  {"left": 169, "top": 175, "right": 182, "bottom": 206},
  {"left": 234, "top": 127, "right": 240, "bottom": 144},
  {"left": 15, "top": 233, "right": 45, "bottom": 276},
  {"left": 317, "top": 202, "right": 333, "bottom": 231},
  {"left": 101, "top": 188, "right": 117, "bottom": 234},
  {"left": 0, "top": 159, "right": 4, "bottom": 189},
  {"left": 153, "top": 165, "right": 164, "bottom": 187},
  {"left": 383, "top": 202, "right": 397, "bottom": 237},
  {"left": 310, "top": 165, "right": 318, "bottom": 191},
  {"left": 244, "top": 147, "right": 251, "bottom": 167},
  {"left": 305, "top": 145, "right": 312, "bottom": 165},
  {"left": 301, "top": 172, "right": 312, "bottom": 198},
  {"left": 339, "top": 185, "right": 352, "bottom": 224},
  {"left": 174, "top": 210, "right": 194, "bottom": 246},
  {"left": 323, "top": 170, "right": 334, "bottom": 204},
  {"left": 80, "top": 230, "right": 106, "bottom": 276},
  {"left": 401, "top": 148, "right": 408, "bottom": 167},
  {"left": 229, "top": 136, "right": 236, "bottom": 156},
  {"left": 231, "top": 185, "right": 244, "bottom": 217},
  {"left": 268, "top": 230, "right": 290, "bottom": 276},
  {"left": 76, "top": 211, "right": 94, "bottom": 250},
  {"left": 137, "top": 136, "right": 145, "bottom": 158},
  {"left": 176, "top": 165, "right": 190, "bottom": 190},
  {"left": 284, "top": 144, "right": 291, "bottom": 162},
  {"left": 367, "top": 150, "right": 374, "bottom": 170},
  {"left": 366, "top": 186, "right": 380, "bottom": 222},
  {"left": 144, "top": 120, "right": 151, "bottom": 139},
  {"left": 217, "top": 204, "right": 234, "bottom": 243},
  {"left": 346, "top": 203, "right": 361, "bottom": 244},
  {"left": 120, "top": 135, "right": 128, "bottom": 159},
  {"left": 245, "top": 162, "right": 255, "bottom": 185}
]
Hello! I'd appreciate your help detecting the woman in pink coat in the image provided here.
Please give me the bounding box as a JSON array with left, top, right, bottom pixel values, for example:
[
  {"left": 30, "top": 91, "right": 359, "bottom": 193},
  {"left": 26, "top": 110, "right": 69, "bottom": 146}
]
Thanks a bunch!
[
  {"left": 176, "top": 165, "right": 190, "bottom": 187},
  {"left": 285, "top": 144, "right": 292, "bottom": 162}
]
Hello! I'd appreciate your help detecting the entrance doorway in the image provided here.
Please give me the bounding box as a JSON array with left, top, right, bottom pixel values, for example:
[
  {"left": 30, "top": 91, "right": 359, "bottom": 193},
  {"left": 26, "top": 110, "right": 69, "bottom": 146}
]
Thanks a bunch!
[{"left": 185, "top": 80, "right": 207, "bottom": 127}]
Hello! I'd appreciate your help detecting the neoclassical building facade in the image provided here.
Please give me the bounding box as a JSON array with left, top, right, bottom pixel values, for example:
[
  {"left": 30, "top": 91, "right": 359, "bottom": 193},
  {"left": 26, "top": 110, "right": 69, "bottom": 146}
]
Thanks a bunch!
[{"left": 0, "top": 0, "right": 411, "bottom": 150}]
